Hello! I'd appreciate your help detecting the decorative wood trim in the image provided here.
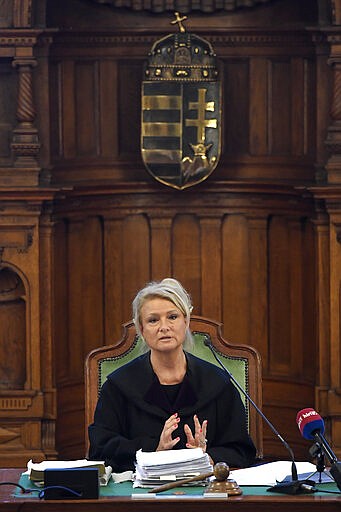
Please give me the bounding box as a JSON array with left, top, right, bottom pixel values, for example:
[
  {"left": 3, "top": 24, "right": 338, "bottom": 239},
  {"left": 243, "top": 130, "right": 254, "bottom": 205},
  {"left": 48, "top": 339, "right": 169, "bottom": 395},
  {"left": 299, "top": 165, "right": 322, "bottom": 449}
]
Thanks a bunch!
[
  {"left": 87, "top": 0, "right": 273, "bottom": 14},
  {"left": 0, "top": 396, "right": 32, "bottom": 411},
  {"left": 0, "top": 225, "right": 34, "bottom": 252},
  {"left": 48, "top": 30, "right": 315, "bottom": 50}
]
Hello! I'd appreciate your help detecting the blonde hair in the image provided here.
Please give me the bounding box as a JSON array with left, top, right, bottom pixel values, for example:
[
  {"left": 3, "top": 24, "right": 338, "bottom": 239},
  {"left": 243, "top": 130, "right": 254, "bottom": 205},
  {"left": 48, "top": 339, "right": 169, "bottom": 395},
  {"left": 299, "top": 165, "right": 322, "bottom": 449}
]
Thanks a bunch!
[{"left": 132, "top": 278, "right": 194, "bottom": 350}]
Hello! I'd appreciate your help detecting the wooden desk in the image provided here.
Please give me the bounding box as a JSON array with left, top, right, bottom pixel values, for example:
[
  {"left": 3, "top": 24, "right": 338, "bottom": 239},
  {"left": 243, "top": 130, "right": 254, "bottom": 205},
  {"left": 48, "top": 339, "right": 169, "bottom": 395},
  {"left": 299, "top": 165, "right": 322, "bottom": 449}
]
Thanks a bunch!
[{"left": 1, "top": 468, "right": 340, "bottom": 512}]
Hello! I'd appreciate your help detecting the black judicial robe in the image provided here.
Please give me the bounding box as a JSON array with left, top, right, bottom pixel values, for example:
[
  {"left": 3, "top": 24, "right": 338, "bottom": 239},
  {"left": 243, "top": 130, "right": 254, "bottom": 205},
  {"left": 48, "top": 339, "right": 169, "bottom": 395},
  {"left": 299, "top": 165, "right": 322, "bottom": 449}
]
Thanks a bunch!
[{"left": 88, "top": 352, "right": 256, "bottom": 472}]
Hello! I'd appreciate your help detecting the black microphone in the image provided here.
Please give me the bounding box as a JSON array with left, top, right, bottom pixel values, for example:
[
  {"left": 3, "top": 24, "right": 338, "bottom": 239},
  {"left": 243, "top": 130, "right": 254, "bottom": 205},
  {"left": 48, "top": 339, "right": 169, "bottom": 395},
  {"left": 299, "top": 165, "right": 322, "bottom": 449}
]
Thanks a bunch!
[
  {"left": 204, "top": 338, "right": 316, "bottom": 494},
  {"left": 296, "top": 408, "right": 341, "bottom": 491}
]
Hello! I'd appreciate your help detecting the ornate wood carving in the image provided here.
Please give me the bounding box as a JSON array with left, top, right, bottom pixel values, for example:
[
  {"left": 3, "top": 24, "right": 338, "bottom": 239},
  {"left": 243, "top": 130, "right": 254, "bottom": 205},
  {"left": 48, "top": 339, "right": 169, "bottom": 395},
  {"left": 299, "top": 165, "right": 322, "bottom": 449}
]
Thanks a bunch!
[
  {"left": 88, "top": 0, "right": 274, "bottom": 13},
  {"left": 11, "top": 58, "right": 40, "bottom": 169}
]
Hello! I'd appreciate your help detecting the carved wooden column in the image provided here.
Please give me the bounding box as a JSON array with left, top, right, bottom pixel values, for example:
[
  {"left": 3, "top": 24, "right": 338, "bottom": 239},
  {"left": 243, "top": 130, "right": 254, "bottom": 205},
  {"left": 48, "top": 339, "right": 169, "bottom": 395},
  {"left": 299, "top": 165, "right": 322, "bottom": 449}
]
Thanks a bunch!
[
  {"left": 11, "top": 57, "right": 40, "bottom": 169},
  {"left": 0, "top": 0, "right": 45, "bottom": 185}
]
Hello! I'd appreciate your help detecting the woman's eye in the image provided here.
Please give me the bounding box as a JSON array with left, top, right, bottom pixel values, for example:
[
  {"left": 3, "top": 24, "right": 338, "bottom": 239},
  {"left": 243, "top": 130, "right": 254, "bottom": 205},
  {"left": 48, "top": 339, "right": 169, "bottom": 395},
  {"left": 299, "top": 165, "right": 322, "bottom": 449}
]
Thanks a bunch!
[{"left": 169, "top": 314, "right": 178, "bottom": 320}]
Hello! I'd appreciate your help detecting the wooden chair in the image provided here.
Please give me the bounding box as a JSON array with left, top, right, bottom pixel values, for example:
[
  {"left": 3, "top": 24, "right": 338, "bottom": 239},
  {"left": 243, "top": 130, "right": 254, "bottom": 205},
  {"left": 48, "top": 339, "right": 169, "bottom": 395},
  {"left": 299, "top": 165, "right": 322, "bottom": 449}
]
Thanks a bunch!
[{"left": 85, "top": 315, "right": 263, "bottom": 458}]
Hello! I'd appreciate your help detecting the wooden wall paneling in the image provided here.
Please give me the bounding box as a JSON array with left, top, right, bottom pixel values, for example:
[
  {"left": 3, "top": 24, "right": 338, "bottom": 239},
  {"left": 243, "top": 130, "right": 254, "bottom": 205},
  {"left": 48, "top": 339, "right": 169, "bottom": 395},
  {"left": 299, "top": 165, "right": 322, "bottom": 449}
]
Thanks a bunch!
[
  {"left": 49, "top": 60, "right": 62, "bottom": 161},
  {"left": 263, "top": 378, "right": 316, "bottom": 458},
  {"left": 103, "top": 217, "right": 124, "bottom": 343},
  {"left": 60, "top": 215, "right": 104, "bottom": 374},
  {"left": 38, "top": 210, "right": 57, "bottom": 457},
  {"left": 199, "top": 216, "right": 222, "bottom": 321},
  {"left": 56, "top": 216, "right": 104, "bottom": 458},
  {"left": 268, "top": 216, "right": 291, "bottom": 374},
  {"left": 172, "top": 214, "right": 201, "bottom": 310},
  {"left": 53, "top": 220, "right": 69, "bottom": 383},
  {"left": 305, "top": 56, "right": 317, "bottom": 161},
  {"left": 0, "top": 60, "right": 16, "bottom": 165},
  {"left": 80, "top": 216, "right": 104, "bottom": 358},
  {"left": 150, "top": 216, "right": 172, "bottom": 280},
  {"left": 249, "top": 58, "right": 268, "bottom": 156},
  {"left": 291, "top": 57, "right": 306, "bottom": 156},
  {"left": 61, "top": 60, "right": 76, "bottom": 160},
  {"left": 248, "top": 216, "right": 269, "bottom": 368},
  {"left": 329, "top": 214, "right": 341, "bottom": 398},
  {"left": 121, "top": 214, "right": 150, "bottom": 321},
  {"left": 75, "top": 61, "right": 99, "bottom": 157},
  {"left": 99, "top": 60, "right": 119, "bottom": 159},
  {"left": 66, "top": 219, "right": 85, "bottom": 379},
  {"left": 314, "top": 214, "right": 331, "bottom": 412},
  {"left": 221, "top": 214, "right": 249, "bottom": 344},
  {"left": 319, "top": 212, "right": 341, "bottom": 455},
  {"left": 314, "top": 37, "right": 331, "bottom": 179},
  {"left": 288, "top": 219, "right": 304, "bottom": 378},
  {"left": 117, "top": 60, "right": 143, "bottom": 160},
  {"left": 301, "top": 219, "right": 317, "bottom": 384},
  {"left": 269, "top": 58, "right": 291, "bottom": 155},
  {"left": 325, "top": 36, "right": 341, "bottom": 184},
  {"left": 333, "top": 0, "right": 341, "bottom": 25},
  {"left": 0, "top": 0, "right": 12, "bottom": 27},
  {"left": 56, "top": 217, "right": 84, "bottom": 456},
  {"left": 329, "top": 216, "right": 341, "bottom": 391},
  {"left": 223, "top": 59, "right": 250, "bottom": 157},
  {"left": 56, "top": 380, "right": 85, "bottom": 459}
]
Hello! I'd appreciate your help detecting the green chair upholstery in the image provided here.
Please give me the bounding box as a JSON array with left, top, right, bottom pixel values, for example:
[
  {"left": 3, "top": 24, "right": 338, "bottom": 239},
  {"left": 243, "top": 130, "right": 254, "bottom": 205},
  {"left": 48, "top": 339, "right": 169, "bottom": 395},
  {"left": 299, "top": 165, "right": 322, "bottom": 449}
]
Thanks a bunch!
[{"left": 85, "top": 316, "right": 263, "bottom": 458}]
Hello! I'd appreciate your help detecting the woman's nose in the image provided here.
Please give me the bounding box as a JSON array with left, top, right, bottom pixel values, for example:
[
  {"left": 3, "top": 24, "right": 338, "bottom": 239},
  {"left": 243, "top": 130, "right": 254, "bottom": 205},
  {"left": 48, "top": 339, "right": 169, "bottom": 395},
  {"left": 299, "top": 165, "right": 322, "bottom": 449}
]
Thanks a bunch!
[{"left": 159, "top": 319, "right": 170, "bottom": 331}]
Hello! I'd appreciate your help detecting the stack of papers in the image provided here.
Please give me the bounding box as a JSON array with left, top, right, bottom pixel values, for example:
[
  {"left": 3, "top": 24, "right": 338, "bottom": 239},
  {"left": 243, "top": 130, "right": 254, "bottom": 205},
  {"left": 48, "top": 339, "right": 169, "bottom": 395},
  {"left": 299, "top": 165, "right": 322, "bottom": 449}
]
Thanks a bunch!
[{"left": 134, "top": 448, "right": 213, "bottom": 488}]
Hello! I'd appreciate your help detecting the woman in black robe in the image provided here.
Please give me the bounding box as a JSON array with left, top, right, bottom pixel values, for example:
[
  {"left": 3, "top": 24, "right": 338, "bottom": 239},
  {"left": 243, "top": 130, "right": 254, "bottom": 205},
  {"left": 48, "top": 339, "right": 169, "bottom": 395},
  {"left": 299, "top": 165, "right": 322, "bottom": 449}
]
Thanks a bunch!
[{"left": 88, "top": 278, "right": 256, "bottom": 472}]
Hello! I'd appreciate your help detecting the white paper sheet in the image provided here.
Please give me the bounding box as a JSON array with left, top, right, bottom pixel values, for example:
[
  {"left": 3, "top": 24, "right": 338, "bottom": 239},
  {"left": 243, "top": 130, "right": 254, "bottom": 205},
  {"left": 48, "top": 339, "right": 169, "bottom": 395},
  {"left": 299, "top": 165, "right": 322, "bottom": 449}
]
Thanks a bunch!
[{"left": 229, "top": 461, "right": 317, "bottom": 486}]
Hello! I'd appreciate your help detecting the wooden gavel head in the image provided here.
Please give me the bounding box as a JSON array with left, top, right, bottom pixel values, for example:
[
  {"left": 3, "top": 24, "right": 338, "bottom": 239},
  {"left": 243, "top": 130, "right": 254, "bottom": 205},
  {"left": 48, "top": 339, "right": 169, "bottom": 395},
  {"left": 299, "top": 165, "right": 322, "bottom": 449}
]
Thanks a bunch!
[{"left": 213, "top": 462, "right": 230, "bottom": 481}]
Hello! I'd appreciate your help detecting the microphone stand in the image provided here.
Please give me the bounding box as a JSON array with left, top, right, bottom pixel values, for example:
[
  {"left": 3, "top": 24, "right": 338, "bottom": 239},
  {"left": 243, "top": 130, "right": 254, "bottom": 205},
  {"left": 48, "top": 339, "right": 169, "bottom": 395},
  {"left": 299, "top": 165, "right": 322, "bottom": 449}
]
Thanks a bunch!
[
  {"left": 204, "top": 339, "right": 316, "bottom": 494},
  {"left": 309, "top": 442, "right": 326, "bottom": 483},
  {"left": 309, "top": 430, "right": 341, "bottom": 491}
]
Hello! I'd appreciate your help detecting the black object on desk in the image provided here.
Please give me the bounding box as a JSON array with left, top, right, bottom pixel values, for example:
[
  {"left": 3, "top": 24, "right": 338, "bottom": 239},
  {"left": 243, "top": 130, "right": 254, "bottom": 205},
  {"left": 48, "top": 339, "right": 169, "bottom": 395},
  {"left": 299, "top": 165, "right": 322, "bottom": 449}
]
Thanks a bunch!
[{"left": 43, "top": 468, "right": 99, "bottom": 499}]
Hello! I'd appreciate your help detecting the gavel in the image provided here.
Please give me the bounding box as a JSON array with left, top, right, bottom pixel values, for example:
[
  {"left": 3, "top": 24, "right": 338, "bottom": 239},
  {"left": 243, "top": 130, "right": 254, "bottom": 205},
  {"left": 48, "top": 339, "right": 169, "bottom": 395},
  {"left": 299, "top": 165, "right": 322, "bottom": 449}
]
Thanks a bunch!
[{"left": 148, "top": 462, "right": 230, "bottom": 494}]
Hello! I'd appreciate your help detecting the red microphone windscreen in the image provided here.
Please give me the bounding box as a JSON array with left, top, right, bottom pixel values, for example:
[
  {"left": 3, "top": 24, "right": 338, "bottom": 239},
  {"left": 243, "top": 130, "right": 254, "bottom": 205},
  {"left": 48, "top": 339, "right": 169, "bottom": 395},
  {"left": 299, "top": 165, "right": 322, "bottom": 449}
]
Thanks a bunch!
[{"left": 296, "top": 408, "right": 325, "bottom": 440}]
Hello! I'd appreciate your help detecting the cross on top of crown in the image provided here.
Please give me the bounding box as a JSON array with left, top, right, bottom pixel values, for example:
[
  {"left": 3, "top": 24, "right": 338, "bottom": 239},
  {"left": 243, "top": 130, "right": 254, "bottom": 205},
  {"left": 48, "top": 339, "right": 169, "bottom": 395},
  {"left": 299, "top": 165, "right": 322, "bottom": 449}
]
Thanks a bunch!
[{"left": 171, "top": 12, "right": 187, "bottom": 33}]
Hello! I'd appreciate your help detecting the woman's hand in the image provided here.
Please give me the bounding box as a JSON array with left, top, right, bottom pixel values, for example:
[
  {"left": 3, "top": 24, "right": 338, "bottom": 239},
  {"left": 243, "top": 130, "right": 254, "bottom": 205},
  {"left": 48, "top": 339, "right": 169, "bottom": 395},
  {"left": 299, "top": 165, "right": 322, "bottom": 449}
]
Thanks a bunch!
[
  {"left": 156, "top": 413, "right": 181, "bottom": 451},
  {"left": 184, "top": 414, "right": 208, "bottom": 452}
]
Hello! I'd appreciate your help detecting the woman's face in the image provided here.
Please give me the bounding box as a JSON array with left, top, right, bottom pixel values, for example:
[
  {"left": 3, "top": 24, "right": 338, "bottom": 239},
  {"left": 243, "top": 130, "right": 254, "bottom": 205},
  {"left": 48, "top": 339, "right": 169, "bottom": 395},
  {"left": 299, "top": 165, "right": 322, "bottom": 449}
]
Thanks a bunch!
[{"left": 140, "top": 297, "right": 187, "bottom": 354}]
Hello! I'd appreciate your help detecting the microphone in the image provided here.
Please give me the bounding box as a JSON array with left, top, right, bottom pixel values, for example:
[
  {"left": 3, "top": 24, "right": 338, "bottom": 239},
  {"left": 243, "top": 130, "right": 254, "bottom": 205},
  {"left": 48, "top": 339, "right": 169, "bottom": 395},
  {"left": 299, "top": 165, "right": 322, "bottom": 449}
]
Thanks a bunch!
[
  {"left": 296, "top": 408, "right": 341, "bottom": 491},
  {"left": 204, "top": 338, "right": 316, "bottom": 494}
]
